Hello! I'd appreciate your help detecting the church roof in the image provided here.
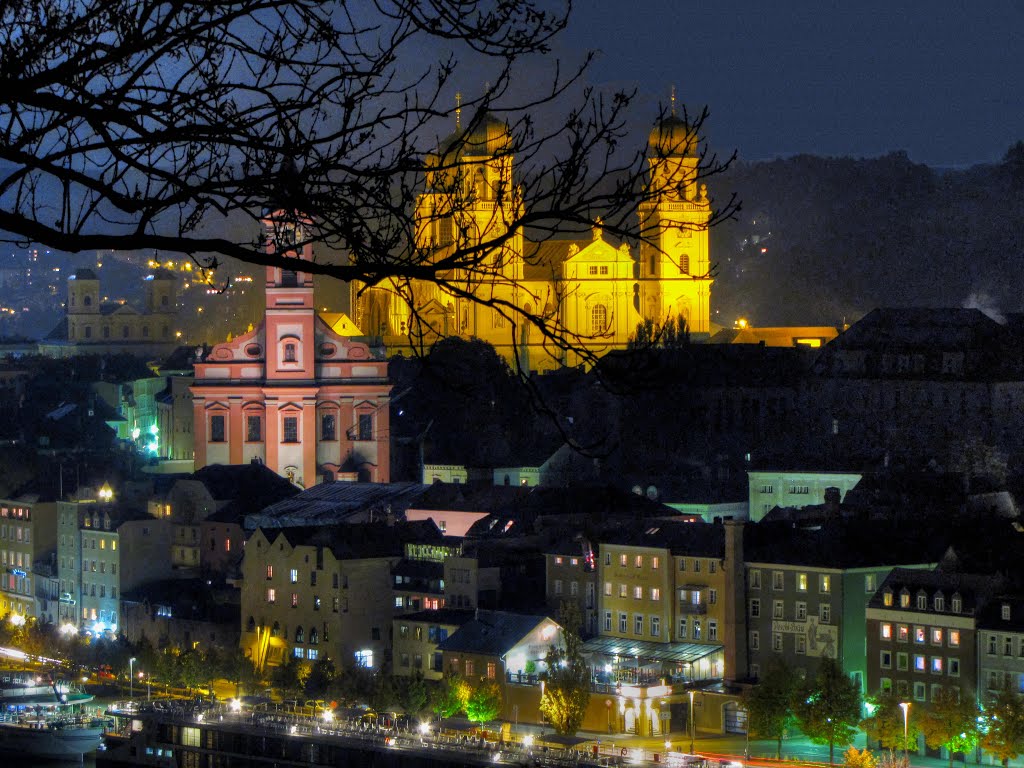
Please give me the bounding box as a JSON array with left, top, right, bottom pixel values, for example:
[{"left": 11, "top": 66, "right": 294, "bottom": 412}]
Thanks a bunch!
[
  {"left": 243, "top": 481, "right": 430, "bottom": 530},
  {"left": 521, "top": 237, "right": 607, "bottom": 281},
  {"left": 71, "top": 268, "right": 97, "bottom": 281}
]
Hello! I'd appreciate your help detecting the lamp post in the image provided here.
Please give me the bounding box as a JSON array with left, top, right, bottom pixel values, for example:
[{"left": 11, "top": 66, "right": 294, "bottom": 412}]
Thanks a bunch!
[
  {"left": 900, "top": 702, "right": 910, "bottom": 768},
  {"left": 129, "top": 657, "right": 136, "bottom": 700},
  {"left": 689, "top": 690, "right": 695, "bottom": 754}
]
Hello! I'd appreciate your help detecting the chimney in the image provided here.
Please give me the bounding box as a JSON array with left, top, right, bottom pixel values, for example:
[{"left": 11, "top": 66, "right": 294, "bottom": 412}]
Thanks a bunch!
[{"left": 723, "top": 520, "right": 747, "bottom": 683}]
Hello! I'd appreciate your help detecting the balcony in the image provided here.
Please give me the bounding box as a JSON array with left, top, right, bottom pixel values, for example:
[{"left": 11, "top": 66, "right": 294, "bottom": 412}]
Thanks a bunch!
[{"left": 677, "top": 601, "right": 707, "bottom": 615}]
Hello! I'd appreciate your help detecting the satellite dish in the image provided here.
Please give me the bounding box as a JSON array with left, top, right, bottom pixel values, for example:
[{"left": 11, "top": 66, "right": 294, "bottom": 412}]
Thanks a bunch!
[{"left": 646, "top": 485, "right": 658, "bottom": 500}]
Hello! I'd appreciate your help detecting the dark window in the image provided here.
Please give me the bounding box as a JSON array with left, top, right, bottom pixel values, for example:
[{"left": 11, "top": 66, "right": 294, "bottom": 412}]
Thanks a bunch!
[
  {"left": 358, "top": 413, "right": 373, "bottom": 441},
  {"left": 143, "top": 326, "right": 149, "bottom": 338},
  {"left": 321, "top": 414, "right": 336, "bottom": 441},
  {"left": 210, "top": 415, "right": 226, "bottom": 443},
  {"left": 102, "top": 326, "right": 110, "bottom": 338},
  {"left": 281, "top": 269, "right": 298, "bottom": 287},
  {"left": 84, "top": 326, "right": 92, "bottom": 339},
  {"left": 284, "top": 343, "right": 296, "bottom": 362},
  {"left": 161, "top": 295, "right": 169, "bottom": 306},
  {"left": 283, "top": 417, "right": 298, "bottom": 443},
  {"left": 83, "top": 295, "right": 92, "bottom": 306},
  {"left": 122, "top": 326, "right": 129, "bottom": 338},
  {"left": 246, "top": 415, "right": 262, "bottom": 442}
]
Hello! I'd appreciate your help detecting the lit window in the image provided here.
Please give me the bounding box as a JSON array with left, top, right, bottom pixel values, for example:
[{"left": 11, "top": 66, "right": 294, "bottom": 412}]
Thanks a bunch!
[
  {"left": 650, "top": 588, "right": 661, "bottom": 601},
  {"left": 914, "top": 655, "right": 925, "bottom": 671},
  {"left": 949, "top": 629, "right": 960, "bottom": 647},
  {"left": 633, "top": 586, "right": 642, "bottom": 600},
  {"left": 915, "top": 627, "right": 925, "bottom": 644},
  {"left": 290, "top": 569, "right": 298, "bottom": 583},
  {"left": 898, "top": 624, "right": 909, "bottom": 642},
  {"left": 591, "top": 304, "right": 608, "bottom": 334},
  {"left": 881, "top": 623, "right": 893, "bottom": 640},
  {"left": 635, "top": 555, "right": 643, "bottom": 568},
  {"left": 931, "top": 657, "right": 943, "bottom": 674},
  {"left": 651, "top": 557, "right": 659, "bottom": 570},
  {"left": 819, "top": 575, "right": 831, "bottom": 593},
  {"left": 266, "top": 588, "right": 276, "bottom": 603},
  {"left": 797, "top": 573, "right": 808, "bottom": 592},
  {"left": 931, "top": 628, "right": 943, "bottom": 645}
]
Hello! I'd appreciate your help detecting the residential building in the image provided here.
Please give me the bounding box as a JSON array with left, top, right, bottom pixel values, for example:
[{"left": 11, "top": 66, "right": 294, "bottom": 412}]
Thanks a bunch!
[
  {"left": 0, "top": 495, "right": 58, "bottom": 619},
  {"left": 240, "top": 520, "right": 443, "bottom": 671},
  {"left": 976, "top": 596, "right": 1024, "bottom": 698},
  {"left": 746, "top": 521, "right": 940, "bottom": 690},
  {"left": 544, "top": 538, "right": 598, "bottom": 636},
  {"left": 120, "top": 578, "right": 240, "bottom": 652},
  {"left": 866, "top": 568, "right": 989, "bottom": 705},
  {"left": 747, "top": 468, "right": 862, "bottom": 523},
  {"left": 392, "top": 608, "right": 473, "bottom": 680}
]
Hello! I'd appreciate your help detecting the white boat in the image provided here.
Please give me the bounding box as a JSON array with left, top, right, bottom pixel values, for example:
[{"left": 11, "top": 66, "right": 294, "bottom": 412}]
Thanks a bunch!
[{"left": 0, "top": 670, "right": 105, "bottom": 760}]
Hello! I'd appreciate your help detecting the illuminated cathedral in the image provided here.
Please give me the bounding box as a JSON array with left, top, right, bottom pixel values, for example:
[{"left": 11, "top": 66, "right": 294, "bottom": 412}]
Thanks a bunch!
[{"left": 351, "top": 107, "right": 714, "bottom": 372}]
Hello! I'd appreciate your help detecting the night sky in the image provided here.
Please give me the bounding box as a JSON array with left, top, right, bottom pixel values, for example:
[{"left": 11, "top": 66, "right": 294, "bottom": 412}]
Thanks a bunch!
[{"left": 556, "top": 1, "right": 1024, "bottom": 167}]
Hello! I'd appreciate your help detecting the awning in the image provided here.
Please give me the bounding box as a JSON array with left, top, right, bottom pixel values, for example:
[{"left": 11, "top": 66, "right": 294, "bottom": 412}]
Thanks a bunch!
[{"left": 581, "top": 637, "right": 722, "bottom": 665}]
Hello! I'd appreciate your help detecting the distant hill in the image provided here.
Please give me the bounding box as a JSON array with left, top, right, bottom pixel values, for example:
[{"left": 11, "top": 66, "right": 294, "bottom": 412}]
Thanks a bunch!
[{"left": 709, "top": 146, "right": 1024, "bottom": 327}]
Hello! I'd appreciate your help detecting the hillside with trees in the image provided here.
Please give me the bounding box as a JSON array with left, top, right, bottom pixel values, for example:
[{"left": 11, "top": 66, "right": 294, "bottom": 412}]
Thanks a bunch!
[{"left": 711, "top": 143, "right": 1024, "bottom": 327}]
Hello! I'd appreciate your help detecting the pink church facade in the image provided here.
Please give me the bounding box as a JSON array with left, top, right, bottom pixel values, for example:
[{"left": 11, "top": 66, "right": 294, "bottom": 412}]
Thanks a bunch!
[{"left": 191, "top": 212, "right": 390, "bottom": 488}]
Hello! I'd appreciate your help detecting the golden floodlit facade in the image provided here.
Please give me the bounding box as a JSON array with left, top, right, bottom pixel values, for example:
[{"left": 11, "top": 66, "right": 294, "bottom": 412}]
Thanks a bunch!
[{"left": 352, "top": 112, "right": 713, "bottom": 371}]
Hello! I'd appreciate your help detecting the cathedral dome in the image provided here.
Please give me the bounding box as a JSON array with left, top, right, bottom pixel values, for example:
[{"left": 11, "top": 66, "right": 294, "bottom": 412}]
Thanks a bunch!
[
  {"left": 438, "top": 113, "right": 511, "bottom": 158},
  {"left": 649, "top": 114, "right": 697, "bottom": 157}
]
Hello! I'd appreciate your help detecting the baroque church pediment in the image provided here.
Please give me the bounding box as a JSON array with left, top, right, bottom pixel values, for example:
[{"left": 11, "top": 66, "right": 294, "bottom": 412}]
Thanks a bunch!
[{"left": 562, "top": 236, "right": 629, "bottom": 264}]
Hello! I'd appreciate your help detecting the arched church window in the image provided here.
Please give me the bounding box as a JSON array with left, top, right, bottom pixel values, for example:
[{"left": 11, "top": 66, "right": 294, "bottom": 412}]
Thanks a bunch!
[
  {"left": 83, "top": 295, "right": 92, "bottom": 306},
  {"left": 474, "top": 168, "right": 488, "bottom": 200},
  {"left": 284, "top": 343, "right": 296, "bottom": 362},
  {"left": 591, "top": 304, "right": 608, "bottom": 335},
  {"left": 649, "top": 253, "right": 656, "bottom": 275},
  {"left": 678, "top": 253, "right": 690, "bottom": 274},
  {"left": 295, "top": 626, "right": 304, "bottom": 643},
  {"left": 281, "top": 269, "right": 298, "bottom": 287}
]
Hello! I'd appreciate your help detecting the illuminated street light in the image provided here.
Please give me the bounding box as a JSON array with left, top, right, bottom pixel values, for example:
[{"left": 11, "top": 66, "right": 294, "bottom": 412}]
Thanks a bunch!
[
  {"left": 523, "top": 734, "right": 534, "bottom": 750},
  {"left": 689, "top": 690, "right": 696, "bottom": 753},
  {"left": 900, "top": 702, "right": 911, "bottom": 767},
  {"left": 230, "top": 699, "right": 242, "bottom": 713},
  {"left": 418, "top": 722, "right": 431, "bottom": 736},
  {"left": 59, "top": 623, "right": 76, "bottom": 637},
  {"left": 8, "top": 614, "right": 25, "bottom": 627}
]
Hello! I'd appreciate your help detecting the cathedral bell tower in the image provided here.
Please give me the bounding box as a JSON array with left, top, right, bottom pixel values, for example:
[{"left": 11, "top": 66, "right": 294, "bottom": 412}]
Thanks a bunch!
[
  {"left": 262, "top": 210, "right": 316, "bottom": 381},
  {"left": 636, "top": 102, "right": 713, "bottom": 336}
]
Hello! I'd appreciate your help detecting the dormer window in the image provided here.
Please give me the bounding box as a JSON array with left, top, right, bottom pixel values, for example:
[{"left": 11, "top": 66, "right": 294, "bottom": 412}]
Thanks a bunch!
[
  {"left": 951, "top": 594, "right": 962, "bottom": 613},
  {"left": 934, "top": 593, "right": 945, "bottom": 612},
  {"left": 916, "top": 592, "right": 928, "bottom": 610},
  {"left": 899, "top": 589, "right": 910, "bottom": 608},
  {"left": 883, "top": 589, "right": 893, "bottom": 607}
]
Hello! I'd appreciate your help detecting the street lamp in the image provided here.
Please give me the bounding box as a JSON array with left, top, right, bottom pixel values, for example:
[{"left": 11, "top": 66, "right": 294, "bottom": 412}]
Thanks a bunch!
[
  {"left": 689, "top": 690, "right": 696, "bottom": 754},
  {"left": 129, "top": 657, "right": 136, "bottom": 700},
  {"left": 900, "top": 702, "right": 910, "bottom": 768}
]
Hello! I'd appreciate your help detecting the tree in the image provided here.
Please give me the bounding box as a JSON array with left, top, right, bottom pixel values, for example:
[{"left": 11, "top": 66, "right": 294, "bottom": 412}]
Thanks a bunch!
[
  {"left": 303, "top": 656, "right": 337, "bottom": 699},
  {"left": 744, "top": 661, "right": 799, "bottom": 759},
  {"left": 628, "top": 314, "right": 690, "bottom": 349},
  {"left": 0, "top": 0, "right": 735, "bottom": 366},
  {"left": 431, "top": 672, "right": 468, "bottom": 720},
  {"left": 843, "top": 746, "right": 877, "bottom": 768},
  {"left": 219, "top": 646, "right": 260, "bottom": 698},
  {"left": 394, "top": 672, "right": 431, "bottom": 719},
  {"left": 539, "top": 603, "right": 590, "bottom": 736},
  {"left": 793, "top": 657, "right": 862, "bottom": 765},
  {"left": 270, "top": 655, "right": 308, "bottom": 700},
  {"left": 861, "top": 691, "right": 920, "bottom": 751},
  {"left": 981, "top": 685, "right": 1024, "bottom": 768},
  {"left": 465, "top": 680, "right": 502, "bottom": 725},
  {"left": 919, "top": 687, "right": 980, "bottom": 768}
]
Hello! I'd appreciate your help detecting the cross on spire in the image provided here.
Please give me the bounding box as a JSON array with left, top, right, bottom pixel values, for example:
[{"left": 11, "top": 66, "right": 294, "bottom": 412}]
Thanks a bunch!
[
  {"left": 670, "top": 85, "right": 677, "bottom": 117},
  {"left": 455, "top": 91, "right": 462, "bottom": 130}
]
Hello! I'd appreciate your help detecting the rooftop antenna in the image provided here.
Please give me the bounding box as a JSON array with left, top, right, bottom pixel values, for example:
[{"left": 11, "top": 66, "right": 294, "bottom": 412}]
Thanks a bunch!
[{"left": 455, "top": 91, "right": 462, "bottom": 130}]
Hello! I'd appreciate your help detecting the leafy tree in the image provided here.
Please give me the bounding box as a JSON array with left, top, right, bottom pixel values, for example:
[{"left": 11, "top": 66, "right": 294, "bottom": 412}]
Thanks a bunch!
[
  {"left": 744, "top": 661, "right": 799, "bottom": 759},
  {"left": 861, "top": 691, "right": 920, "bottom": 751},
  {"left": 793, "top": 657, "right": 862, "bottom": 765},
  {"left": 219, "top": 646, "right": 259, "bottom": 698},
  {"left": 431, "top": 672, "right": 468, "bottom": 720},
  {"left": 394, "top": 672, "right": 431, "bottom": 719},
  {"left": 843, "top": 746, "right": 877, "bottom": 768},
  {"left": 271, "top": 656, "right": 308, "bottom": 699},
  {"left": 629, "top": 314, "right": 690, "bottom": 349},
  {"left": 0, "top": 0, "right": 734, "bottom": 366},
  {"left": 539, "top": 603, "right": 590, "bottom": 736},
  {"left": 981, "top": 685, "right": 1024, "bottom": 767},
  {"left": 465, "top": 680, "right": 502, "bottom": 725},
  {"left": 919, "top": 687, "right": 980, "bottom": 768},
  {"left": 304, "top": 657, "right": 336, "bottom": 698}
]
